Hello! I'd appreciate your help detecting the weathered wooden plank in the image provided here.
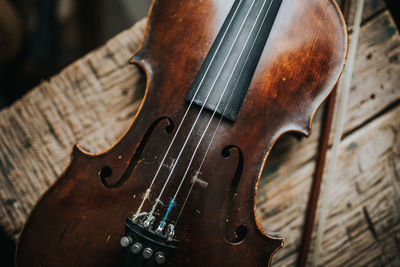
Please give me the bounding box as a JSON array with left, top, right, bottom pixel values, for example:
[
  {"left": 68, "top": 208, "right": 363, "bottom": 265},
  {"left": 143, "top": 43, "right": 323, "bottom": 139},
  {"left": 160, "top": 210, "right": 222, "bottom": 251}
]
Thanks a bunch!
[
  {"left": 261, "top": 105, "right": 400, "bottom": 266},
  {"left": 258, "top": 9, "right": 400, "bottom": 212},
  {"left": 258, "top": 9, "right": 400, "bottom": 266},
  {"left": 260, "top": 9, "right": 400, "bottom": 183},
  {"left": 345, "top": 10, "right": 400, "bottom": 133},
  {"left": 319, "top": 120, "right": 400, "bottom": 266},
  {"left": 0, "top": 18, "right": 146, "bottom": 238}
]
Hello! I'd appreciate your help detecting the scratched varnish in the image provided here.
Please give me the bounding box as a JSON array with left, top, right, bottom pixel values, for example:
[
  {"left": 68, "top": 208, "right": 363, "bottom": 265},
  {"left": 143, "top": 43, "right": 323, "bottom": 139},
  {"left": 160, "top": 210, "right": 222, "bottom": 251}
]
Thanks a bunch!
[{"left": 0, "top": 0, "right": 399, "bottom": 266}]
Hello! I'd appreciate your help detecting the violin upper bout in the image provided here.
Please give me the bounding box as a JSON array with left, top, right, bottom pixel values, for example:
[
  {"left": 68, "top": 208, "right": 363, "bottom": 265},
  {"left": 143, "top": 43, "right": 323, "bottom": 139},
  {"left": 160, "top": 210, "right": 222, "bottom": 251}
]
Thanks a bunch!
[{"left": 237, "top": 0, "right": 347, "bottom": 139}]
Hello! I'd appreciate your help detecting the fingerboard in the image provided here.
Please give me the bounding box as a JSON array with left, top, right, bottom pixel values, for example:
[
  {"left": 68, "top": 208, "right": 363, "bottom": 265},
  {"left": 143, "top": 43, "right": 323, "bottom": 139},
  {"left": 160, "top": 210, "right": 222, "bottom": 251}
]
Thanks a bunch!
[{"left": 185, "top": 0, "right": 283, "bottom": 121}]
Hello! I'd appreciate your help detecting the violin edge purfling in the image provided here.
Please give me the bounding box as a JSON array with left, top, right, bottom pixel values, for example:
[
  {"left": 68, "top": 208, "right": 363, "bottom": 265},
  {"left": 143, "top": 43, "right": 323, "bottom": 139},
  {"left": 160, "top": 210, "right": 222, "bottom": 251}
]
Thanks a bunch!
[{"left": 16, "top": 0, "right": 347, "bottom": 266}]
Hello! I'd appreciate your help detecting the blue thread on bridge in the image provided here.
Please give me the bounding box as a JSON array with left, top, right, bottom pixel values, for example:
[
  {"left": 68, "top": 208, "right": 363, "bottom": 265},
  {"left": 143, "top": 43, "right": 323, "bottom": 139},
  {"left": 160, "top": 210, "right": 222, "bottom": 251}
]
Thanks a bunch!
[{"left": 160, "top": 199, "right": 176, "bottom": 228}]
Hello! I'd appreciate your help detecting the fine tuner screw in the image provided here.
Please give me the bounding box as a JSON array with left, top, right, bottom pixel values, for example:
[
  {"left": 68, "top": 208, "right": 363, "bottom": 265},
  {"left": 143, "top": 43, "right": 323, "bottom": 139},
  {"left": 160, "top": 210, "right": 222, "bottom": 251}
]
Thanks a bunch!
[
  {"left": 155, "top": 251, "right": 166, "bottom": 264},
  {"left": 131, "top": 242, "right": 143, "bottom": 254},
  {"left": 120, "top": 236, "right": 132, "bottom": 247},
  {"left": 142, "top": 247, "right": 153, "bottom": 259}
]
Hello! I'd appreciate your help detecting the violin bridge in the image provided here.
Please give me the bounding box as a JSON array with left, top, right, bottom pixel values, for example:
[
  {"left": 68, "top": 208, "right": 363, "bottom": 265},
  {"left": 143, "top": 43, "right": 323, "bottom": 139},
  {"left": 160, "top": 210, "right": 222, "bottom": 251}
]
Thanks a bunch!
[
  {"left": 163, "top": 158, "right": 176, "bottom": 171},
  {"left": 191, "top": 171, "right": 208, "bottom": 188}
]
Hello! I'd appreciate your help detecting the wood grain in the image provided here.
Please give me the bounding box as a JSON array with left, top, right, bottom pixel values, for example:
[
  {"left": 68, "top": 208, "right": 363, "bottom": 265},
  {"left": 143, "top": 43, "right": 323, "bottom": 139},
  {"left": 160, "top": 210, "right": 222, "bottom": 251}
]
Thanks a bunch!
[
  {"left": 0, "top": 18, "right": 147, "bottom": 238},
  {"left": 258, "top": 8, "right": 400, "bottom": 267}
]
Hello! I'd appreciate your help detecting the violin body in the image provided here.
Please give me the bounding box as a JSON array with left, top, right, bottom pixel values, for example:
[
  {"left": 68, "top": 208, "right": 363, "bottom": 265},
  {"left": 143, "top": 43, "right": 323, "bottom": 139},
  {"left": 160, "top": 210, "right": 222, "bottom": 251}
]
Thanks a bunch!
[{"left": 16, "top": 0, "right": 346, "bottom": 266}]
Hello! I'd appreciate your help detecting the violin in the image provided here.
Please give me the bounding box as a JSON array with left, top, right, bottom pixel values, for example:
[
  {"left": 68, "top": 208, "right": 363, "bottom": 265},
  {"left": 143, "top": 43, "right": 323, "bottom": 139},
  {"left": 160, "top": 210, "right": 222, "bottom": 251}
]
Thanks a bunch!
[{"left": 16, "top": 0, "right": 347, "bottom": 266}]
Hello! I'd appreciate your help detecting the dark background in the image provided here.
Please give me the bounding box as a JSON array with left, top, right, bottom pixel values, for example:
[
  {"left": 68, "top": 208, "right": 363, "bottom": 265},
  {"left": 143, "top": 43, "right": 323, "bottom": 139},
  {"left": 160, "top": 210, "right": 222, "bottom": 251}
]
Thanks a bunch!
[
  {"left": 0, "top": 0, "right": 150, "bottom": 109},
  {"left": 0, "top": 0, "right": 399, "bottom": 266}
]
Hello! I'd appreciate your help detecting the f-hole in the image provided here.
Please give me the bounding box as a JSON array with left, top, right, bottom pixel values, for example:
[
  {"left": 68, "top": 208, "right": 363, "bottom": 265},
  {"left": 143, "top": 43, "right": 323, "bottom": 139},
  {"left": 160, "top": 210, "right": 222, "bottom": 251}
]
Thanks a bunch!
[
  {"left": 220, "top": 145, "right": 247, "bottom": 244},
  {"left": 100, "top": 117, "right": 174, "bottom": 188}
]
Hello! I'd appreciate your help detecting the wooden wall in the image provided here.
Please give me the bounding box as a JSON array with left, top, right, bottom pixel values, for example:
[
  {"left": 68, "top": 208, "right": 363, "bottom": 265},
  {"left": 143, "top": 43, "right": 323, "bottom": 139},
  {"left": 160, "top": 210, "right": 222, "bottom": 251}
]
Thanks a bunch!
[{"left": 0, "top": 0, "right": 399, "bottom": 266}]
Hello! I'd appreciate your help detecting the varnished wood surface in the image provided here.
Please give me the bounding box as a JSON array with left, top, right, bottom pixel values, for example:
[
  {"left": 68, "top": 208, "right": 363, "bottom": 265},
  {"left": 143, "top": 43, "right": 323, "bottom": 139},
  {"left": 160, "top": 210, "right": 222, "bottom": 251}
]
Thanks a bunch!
[{"left": 14, "top": 0, "right": 346, "bottom": 266}]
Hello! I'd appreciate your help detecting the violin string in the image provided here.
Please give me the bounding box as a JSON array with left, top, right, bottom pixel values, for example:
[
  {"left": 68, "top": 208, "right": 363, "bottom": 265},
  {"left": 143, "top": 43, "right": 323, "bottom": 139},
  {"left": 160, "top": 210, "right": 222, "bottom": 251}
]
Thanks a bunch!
[
  {"left": 164, "top": 0, "right": 272, "bottom": 224},
  {"left": 133, "top": 0, "right": 245, "bottom": 218},
  {"left": 147, "top": 0, "right": 258, "bottom": 220},
  {"left": 175, "top": 0, "right": 275, "bottom": 226}
]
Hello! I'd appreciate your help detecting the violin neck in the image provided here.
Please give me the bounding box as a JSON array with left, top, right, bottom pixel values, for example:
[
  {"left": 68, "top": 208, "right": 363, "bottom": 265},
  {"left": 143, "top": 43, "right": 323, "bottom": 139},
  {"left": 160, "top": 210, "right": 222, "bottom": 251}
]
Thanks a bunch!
[{"left": 186, "top": 0, "right": 282, "bottom": 121}]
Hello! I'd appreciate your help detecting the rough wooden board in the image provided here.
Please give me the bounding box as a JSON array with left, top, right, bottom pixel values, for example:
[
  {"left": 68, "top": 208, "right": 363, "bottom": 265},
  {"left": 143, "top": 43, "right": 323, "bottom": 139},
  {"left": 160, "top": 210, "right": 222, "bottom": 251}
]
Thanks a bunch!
[
  {"left": 318, "top": 104, "right": 400, "bottom": 266},
  {"left": 258, "top": 9, "right": 400, "bottom": 180},
  {"left": 259, "top": 8, "right": 400, "bottom": 194},
  {"left": 345, "top": 10, "right": 400, "bottom": 133},
  {"left": 0, "top": 2, "right": 398, "bottom": 267},
  {"left": 261, "top": 105, "right": 400, "bottom": 267},
  {"left": 0, "top": 18, "right": 147, "bottom": 238},
  {"left": 258, "top": 9, "right": 400, "bottom": 267}
]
